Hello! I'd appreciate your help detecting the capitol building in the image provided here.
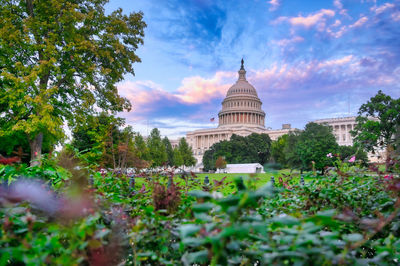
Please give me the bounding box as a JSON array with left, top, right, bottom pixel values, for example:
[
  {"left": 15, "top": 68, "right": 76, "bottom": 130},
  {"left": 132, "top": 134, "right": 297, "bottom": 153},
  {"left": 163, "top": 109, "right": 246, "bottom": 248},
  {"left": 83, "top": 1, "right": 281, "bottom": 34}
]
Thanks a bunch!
[
  {"left": 186, "top": 60, "right": 295, "bottom": 165},
  {"left": 185, "top": 60, "right": 384, "bottom": 168}
]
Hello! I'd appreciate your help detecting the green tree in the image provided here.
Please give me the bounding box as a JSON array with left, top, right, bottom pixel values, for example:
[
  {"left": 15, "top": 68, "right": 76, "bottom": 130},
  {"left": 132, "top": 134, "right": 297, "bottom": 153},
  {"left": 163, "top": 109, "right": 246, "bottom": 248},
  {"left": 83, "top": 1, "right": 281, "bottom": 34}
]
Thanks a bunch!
[
  {"left": 202, "top": 133, "right": 272, "bottom": 171},
  {"left": 246, "top": 133, "right": 271, "bottom": 165},
  {"left": 296, "top": 123, "right": 338, "bottom": 174},
  {"left": 172, "top": 147, "right": 183, "bottom": 167},
  {"left": 338, "top": 145, "right": 369, "bottom": 166},
  {"left": 71, "top": 112, "right": 122, "bottom": 167},
  {"left": 271, "top": 134, "right": 288, "bottom": 166},
  {"left": 284, "top": 131, "right": 302, "bottom": 170},
  {"left": 147, "top": 128, "right": 167, "bottom": 167},
  {"left": 71, "top": 112, "right": 138, "bottom": 170},
  {"left": 0, "top": 0, "right": 146, "bottom": 165},
  {"left": 352, "top": 90, "right": 400, "bottom": 160},
  {"left": 178, "top": 137, "right": 196, "bottom": 167},
  {"left": 134, "top": 133, "right": 150, "bottom": 162},
  {"left": 162, "top": 137, "right": 174, "bottom": 167}
]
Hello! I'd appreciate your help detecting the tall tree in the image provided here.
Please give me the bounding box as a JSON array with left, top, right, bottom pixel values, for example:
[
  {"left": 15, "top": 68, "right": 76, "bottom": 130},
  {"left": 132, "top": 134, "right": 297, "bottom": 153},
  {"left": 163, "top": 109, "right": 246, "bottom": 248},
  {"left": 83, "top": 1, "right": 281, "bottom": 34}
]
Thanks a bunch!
[
  {"left": 147, "top": 128, "right": 167, "bottom": 167},
  {"left": 162, "top": 137, "right": 174, "bottom": 167},
  {"left": 352, "top": 90, "right": 400, "bottom": 157},
  {"left": 172, "top": 147, "right": 183, "bottom": 167},
  {"left": 0, "top": 0, "right": 146, "bottom": 165},
  {"left": 71, "top": 112, "right": 138, "bottom": 170},
  {"left": 134, "top": 133, "right": 150, "bottom": 162},
  {"left": 295, "top": 123, "right": 338, "bottom": 174},
  {"left": 178, "top": 137, "right": 196, "bottom": 167},
  {"left": 283, "top": 131, "right": 302, "bottom": 170},
  {"left": 271, "top": 134, "right": 288, "bottom": 166}
]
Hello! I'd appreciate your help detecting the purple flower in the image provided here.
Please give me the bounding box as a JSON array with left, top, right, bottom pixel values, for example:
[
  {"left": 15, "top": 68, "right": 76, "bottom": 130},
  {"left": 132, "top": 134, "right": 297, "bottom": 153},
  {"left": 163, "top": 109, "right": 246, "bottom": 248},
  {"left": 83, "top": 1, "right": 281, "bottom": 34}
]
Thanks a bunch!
[
  {"left": 326, "top": 153, "right": 333, "bottom": 158},
  {"left": 348, "top": 156, "right": 356, "bottom": 163}
]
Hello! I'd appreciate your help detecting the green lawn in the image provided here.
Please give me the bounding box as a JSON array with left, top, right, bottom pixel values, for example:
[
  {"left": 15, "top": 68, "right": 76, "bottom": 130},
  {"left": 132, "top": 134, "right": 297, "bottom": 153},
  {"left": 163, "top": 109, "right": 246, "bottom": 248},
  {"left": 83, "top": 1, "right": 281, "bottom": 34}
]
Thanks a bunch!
[{"left": 134, "top": 169, "right": 319, "bottom": 195}]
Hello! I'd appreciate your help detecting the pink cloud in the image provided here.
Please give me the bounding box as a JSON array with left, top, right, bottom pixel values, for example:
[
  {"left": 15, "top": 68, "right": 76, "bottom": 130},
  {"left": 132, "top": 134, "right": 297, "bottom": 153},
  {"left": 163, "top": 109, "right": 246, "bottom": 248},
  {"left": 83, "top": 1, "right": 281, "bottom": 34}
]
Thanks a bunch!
[
  {"left": 176, "top": 71, "right": 235, "bottom": 104},
  {"left": 351, "top": 16, "right": 368, "bottom": 28},
  {"left": 275, "top": 9, "right": 335, "bottom": 29},
  {"left": 333, "top": 0, "right": 343, "bottom": 10},
  {"left": 370, "top": 3, "right": 395, "bottom": 14},
  {"left": 273, "top": 36, "right": 304, "bottom": 48},
  {"left": 268, "top": 0, "right": 280, "bottom": 11},
  {"left": 392, "top": 11, "right": 400, "bottom": 21}
]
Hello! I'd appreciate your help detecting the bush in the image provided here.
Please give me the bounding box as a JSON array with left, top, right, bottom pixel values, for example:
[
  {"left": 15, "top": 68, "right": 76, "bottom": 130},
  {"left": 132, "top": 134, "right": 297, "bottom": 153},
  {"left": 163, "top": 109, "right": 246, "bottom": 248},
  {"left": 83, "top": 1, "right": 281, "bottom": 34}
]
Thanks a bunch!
[
  {"left": 264, "top": 162, "right": 283, "bottom": 170},
  {"left": 1, "top": 155, "right": 400, "bottom": 265}
]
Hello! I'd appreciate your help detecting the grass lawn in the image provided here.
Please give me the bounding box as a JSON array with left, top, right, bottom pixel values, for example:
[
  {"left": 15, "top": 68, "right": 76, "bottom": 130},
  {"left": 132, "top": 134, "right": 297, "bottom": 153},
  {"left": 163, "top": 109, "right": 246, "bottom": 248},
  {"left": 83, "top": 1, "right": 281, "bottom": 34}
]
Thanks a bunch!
[{"left": 134, "top": 169, "right": 320, "bottom": 196}]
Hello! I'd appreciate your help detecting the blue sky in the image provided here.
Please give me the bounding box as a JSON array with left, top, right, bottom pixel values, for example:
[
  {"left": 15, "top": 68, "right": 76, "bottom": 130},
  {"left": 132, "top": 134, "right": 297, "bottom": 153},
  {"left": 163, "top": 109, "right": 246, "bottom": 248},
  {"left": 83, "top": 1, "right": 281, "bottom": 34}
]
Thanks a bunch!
[{"left": 106, "top": 0, "right": 400, "bottom": 139}]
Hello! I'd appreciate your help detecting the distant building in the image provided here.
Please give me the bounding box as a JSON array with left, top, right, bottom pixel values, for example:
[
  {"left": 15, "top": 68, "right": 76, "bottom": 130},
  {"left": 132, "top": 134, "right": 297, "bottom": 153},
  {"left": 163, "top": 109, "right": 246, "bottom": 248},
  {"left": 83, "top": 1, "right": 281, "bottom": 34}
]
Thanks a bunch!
[
  {"left": 186, "top": 60, "right": 296, "bottom": 169},
  {"left": 181, "top": 60, "right": 384, "bottom": 172},
  {"left": 314, "top": 116, "right": 357, "bottom": 146},
  {"left": 314, "top": 116, "right": 384, "bottom": 162}
]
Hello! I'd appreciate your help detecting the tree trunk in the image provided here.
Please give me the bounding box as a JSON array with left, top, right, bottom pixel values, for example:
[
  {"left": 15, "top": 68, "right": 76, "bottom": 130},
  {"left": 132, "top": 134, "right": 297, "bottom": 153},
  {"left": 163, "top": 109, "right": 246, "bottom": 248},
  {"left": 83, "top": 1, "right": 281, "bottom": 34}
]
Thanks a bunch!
[{"left": 30, "top": 132, "right": 43, "bottom": 166}]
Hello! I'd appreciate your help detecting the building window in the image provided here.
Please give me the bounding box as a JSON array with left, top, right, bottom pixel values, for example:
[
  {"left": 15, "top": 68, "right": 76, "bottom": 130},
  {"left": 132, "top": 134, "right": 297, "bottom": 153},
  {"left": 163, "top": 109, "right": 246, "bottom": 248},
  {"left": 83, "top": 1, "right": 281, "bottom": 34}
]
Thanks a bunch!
[{"left": 343, "top": 134, "right": 346, "bottom": 141}]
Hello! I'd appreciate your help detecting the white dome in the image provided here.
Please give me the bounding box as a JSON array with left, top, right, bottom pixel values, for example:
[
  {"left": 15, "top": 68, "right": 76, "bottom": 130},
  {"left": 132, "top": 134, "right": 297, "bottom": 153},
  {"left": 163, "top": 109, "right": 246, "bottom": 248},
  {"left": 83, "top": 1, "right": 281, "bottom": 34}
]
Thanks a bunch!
[
  {"left": 226, "top": 79, "right": 258, "bottom": 97},
  {"left": 218, "top": 59, "right": 265, "bottom": 128}
]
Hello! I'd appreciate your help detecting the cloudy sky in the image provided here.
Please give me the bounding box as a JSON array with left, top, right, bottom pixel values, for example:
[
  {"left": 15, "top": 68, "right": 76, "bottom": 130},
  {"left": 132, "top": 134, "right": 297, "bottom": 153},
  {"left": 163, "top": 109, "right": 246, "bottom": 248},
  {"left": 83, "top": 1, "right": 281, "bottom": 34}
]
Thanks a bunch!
[{"left": 105, "top": 0, "right": 400, "bottom": 139}]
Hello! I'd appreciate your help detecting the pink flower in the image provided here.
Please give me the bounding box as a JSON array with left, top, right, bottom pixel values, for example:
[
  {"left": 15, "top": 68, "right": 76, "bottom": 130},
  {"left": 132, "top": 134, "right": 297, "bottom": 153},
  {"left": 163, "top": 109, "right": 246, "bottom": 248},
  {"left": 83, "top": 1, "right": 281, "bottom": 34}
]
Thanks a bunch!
[
  {"left": 384, "top": 175, "right": 393, "bottom": 180},
  {"left": 326, "top": 153, "right": 333, "bottom": 158},
  {"left": 348, "top": 156, "right": 356, "bottom": 163}
]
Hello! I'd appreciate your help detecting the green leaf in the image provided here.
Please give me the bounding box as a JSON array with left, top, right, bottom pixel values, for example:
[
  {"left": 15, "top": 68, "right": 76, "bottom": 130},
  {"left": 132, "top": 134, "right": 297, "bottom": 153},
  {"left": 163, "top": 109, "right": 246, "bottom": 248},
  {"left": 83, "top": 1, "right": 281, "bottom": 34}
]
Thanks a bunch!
[
  {"left": 188, "top": 190, "right": 212, "bottom": 200},
  {"left": 192, "top": 202, "right": 215, "bottom": 213},
  {"left": 270, "top": 215, "right": 300, "bottom": 226},
  {"left": 179, "top": 224, "right": 201, "bottom": 238},
  {"left": 344, "top": 233, "right": 363, "bottom": 242},
  {"left": 181, "top": 250, "right": 209, "bottom": 266}
]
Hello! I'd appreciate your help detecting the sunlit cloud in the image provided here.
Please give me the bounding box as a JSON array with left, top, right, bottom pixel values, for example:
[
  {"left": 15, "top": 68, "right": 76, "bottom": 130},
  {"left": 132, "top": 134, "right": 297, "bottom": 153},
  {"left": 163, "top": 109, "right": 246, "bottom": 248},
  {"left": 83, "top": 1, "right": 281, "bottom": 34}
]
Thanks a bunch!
[
  {"left": 274, "top": 9, "right": 335, "bottom": 29},
  {"left": 273, "top": 36, "right": 304, "bottom": 48},
  {"left": 268, "top": 0, "right": 280, "bottom": 11},
  {"left": 108, "top": 0, "right": 400, "bottom": 137},
  {"left": 351, "top": 16, "right": 368, "bottom": 28},
  {"left": 176, "top": 71, "right": 235, "bottom": 104},
  {"left": 370, "top": 2, "right": 395, "bottom": 14}
]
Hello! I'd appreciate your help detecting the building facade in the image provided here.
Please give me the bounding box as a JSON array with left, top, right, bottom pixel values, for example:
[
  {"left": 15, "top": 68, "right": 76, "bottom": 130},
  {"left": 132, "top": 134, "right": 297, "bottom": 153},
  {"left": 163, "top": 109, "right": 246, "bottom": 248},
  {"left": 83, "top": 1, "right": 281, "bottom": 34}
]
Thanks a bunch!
[
  {"left": 184, "top": 60, "right": 385, "bottom": 169},
  {"left": 186, "top": 60, "right": 295, "bottom": 166},
  {"left": 314, "top": 116, "right": 384, "bottom": 162},
  {"left": 314, "top": 117, "right": 357, "bottom": 146}
]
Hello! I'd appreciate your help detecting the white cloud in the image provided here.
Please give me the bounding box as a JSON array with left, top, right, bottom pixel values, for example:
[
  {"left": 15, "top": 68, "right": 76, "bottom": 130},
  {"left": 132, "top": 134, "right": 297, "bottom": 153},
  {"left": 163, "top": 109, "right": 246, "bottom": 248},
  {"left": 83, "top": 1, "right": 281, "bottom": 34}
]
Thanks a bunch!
[{"left": 268, "top": 0, "right": 280, "bottom": 11}]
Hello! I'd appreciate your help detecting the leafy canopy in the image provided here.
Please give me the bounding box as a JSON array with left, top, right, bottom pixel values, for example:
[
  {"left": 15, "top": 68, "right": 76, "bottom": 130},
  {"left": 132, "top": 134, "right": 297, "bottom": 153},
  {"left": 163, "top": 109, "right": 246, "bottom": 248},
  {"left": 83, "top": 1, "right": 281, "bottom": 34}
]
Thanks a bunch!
[
  {"left": 352, "top": 90, "right": 400, "bottom": 153},
  {"left": 0, "top": 0, "right": 146, "bottom": 161},
  {"left": 295, "top": 122, "right": 338, "bottom": 172},
  {"left": 203, "top": 133, "right": 272, "bottom": 171}
]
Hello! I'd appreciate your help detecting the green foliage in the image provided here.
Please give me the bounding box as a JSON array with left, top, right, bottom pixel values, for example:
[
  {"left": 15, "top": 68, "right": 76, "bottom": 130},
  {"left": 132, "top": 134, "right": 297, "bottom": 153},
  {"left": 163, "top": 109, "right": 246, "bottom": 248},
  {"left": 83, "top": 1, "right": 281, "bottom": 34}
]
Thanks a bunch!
[
  {"left": 0, "top": 0, "right": 146, "bottom": 163},
  {"left": 134, "top": 133, "right": 150, "bottom": 162},
  {"left": 71, "top": 113, "right": 138, "bottom": 171},
  {"left": 173, "top": 147, "right": 184, "bottom": 167},
  {"left": 0, "top": 130, "right": 54, "bottom": 164},
  {"left": 178, "top": 137, "right": 196, "bottom": 167},
  {"left": 147, "top": 128, "right": 167, "bottom": 167},
  {"left": 203, "top": 133, "right": 272, "bottom": 171},
  {"left": 162, "top": 137, "right": 174, "bottom": 166},
  {"left": 295, "top": 123, "right": 338, "bottom": 173},
  {"left": 271, "top": 134, "right": 288, "bottom": 165},
  {"left": 1, "top": 153, "right": 400, "bottom": 264},
  {"left": 338, "top": 145, "right": 369, "bottom": 166},
  {"left": 352, "top": 90, "right": 400, "bottom": 153}
]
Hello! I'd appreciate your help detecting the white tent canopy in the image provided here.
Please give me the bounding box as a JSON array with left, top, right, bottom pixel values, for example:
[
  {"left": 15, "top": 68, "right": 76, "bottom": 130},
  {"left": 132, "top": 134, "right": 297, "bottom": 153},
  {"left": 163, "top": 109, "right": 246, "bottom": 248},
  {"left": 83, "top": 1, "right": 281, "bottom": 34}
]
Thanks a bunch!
[{"left": 219, "top": 163, "right": 265, "bottom": 174}]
